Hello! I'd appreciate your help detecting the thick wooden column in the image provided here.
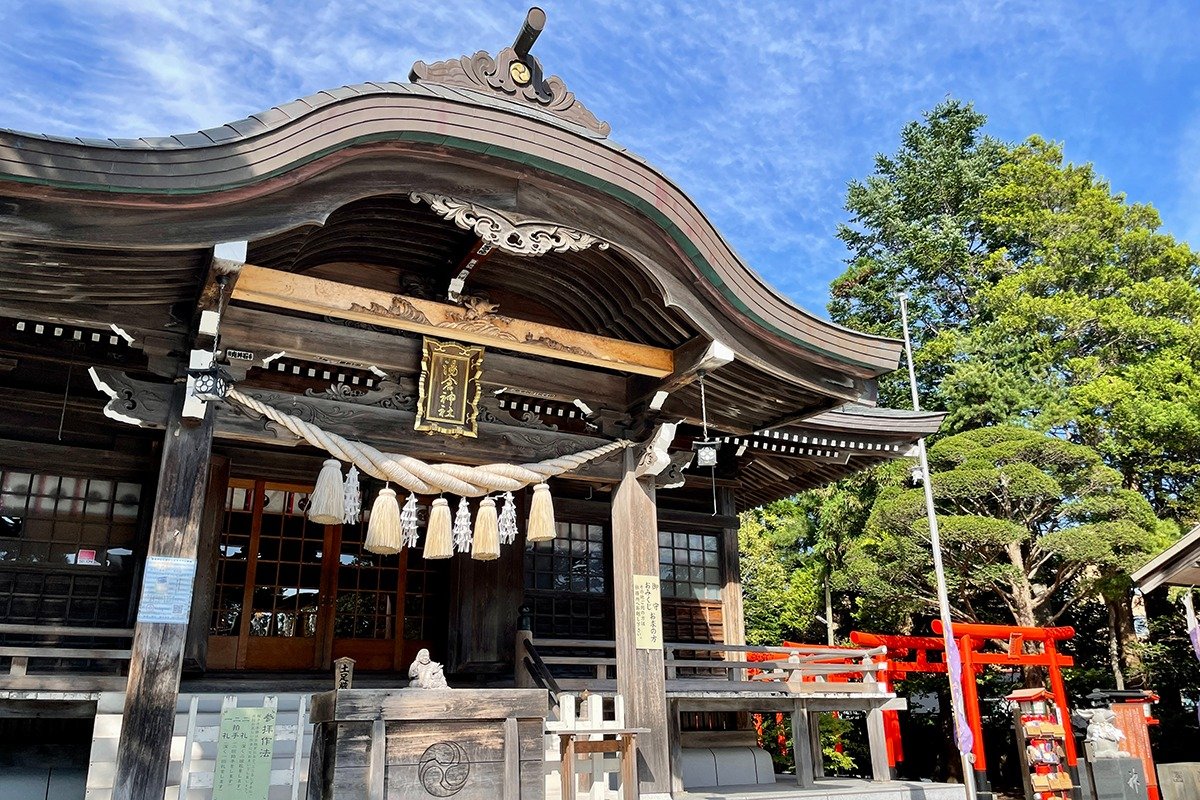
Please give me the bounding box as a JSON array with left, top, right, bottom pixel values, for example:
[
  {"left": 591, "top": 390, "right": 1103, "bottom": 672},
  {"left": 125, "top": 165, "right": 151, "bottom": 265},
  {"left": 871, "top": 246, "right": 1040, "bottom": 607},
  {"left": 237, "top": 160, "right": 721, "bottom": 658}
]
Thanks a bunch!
[
  {"left": 113, "top": 386, "right": 215, "bottom": 800},
  {"left": 612, "top": 448, "right": 672, "bottom": 798}
]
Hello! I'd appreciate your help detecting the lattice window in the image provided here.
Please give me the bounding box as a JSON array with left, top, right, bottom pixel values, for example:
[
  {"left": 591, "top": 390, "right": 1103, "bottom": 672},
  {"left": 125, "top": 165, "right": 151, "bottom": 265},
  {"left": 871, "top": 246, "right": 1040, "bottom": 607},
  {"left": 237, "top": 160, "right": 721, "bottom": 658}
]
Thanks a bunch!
[
  {"left": 335, "top": 520, "right": 400, "bottom": 640},
  {"left": 248, "top": 487, "right": 322, "bottom": 638},
  {"left": 403, "top": 543, "right": 448, "bottom": 642},
  {"left": 0, "top": 469, "right": 143, "bottom": 626},
  {"left": 524, "top": 522, "right": 611, "bottom": 640},
  {"left": 210, "top": 483, "right": 254, "bottom": 636},
  {"left": 658, "top": 530, "right": 721, "bottom": 601}
]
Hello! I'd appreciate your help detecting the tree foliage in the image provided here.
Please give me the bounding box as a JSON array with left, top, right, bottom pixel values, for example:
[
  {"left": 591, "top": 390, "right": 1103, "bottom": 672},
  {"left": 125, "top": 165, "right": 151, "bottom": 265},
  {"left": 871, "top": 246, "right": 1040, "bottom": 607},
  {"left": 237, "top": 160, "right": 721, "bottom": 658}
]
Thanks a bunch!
[
  {"left": 846, "top": 425, "right": 1167, "bottom": 629},
  {"left": 740, "top": 98, "right": 1200, "bottom": 707}
]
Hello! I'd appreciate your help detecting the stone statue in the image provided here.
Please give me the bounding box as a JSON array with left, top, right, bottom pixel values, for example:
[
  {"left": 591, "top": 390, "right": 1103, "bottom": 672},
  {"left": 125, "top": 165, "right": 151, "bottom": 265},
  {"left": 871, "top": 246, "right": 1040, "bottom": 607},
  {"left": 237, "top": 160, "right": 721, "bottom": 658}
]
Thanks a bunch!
[
  {"left": 407, "top": 648, "right": 449, "bottom": 689},
  {"left": 1078, "top": 709, "right": 1130, "bottom": 759}
]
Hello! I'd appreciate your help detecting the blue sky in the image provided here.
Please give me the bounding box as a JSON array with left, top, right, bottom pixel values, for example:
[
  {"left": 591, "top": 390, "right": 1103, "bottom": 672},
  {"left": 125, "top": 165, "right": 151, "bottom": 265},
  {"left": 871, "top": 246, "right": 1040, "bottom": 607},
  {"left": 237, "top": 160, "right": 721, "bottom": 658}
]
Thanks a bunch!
[{"left": 1, "top": 1, "right": 1198, "bottom": 317}]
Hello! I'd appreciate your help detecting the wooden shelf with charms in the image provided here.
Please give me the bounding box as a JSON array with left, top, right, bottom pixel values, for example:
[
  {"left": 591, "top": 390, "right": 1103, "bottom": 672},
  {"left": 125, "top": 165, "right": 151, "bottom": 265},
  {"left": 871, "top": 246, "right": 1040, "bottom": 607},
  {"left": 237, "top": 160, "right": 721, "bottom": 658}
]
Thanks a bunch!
[{"left": 1008, "top": 687, "right": 1077, "bottom": 799}]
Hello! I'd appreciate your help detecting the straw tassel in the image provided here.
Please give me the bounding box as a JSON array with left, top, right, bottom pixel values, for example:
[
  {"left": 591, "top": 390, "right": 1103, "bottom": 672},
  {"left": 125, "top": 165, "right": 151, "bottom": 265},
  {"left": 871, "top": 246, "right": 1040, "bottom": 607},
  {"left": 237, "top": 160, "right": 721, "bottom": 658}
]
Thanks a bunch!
[
  {"left": 471, "top": 496, "right": 500, "bottom": 561},
  {"left": 424, "top": 497, "right": 453, "bottom": 559},
  {"left": 498, "top": 491, "right": 518, "bottom": 545},
  {"left": 453, "top": 497, "right": 472, "bottom": 553},
  {"left": 526, "top": 482, "right": 556, "bottom": 542},
  {"left": 342, "top": 466, "right": 361, "bottom": 524},
  {"left": 308, "top": 458, "right": 345, "bottom": 525},
  {"left": 400, "top": 493, "right": 420, "bottom": 549},
  {"left": 364, "top": 486, "right": 402, "bottom": 555}
]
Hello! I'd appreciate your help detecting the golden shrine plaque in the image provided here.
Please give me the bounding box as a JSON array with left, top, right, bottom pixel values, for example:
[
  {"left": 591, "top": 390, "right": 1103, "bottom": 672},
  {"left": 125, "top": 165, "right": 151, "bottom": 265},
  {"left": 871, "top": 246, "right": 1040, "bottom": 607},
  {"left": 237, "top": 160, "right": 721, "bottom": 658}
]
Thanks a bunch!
[{"left": 415, "top": 337, "right": 485, "bottom": 438}]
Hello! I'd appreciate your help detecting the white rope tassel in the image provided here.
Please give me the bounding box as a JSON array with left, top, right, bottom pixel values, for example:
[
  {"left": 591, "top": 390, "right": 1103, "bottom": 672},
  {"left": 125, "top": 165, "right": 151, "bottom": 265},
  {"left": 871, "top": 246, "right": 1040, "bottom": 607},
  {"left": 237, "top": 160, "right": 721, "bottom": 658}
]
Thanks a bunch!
[
  {"left": 308, "top": 459, "right": 345, "bottom": 525},
  {"left": 424, "top": 497, "right": 453, "bottom": 559},
  {"left": 453, "top": 497, "right": 472, "bottom": 553},
  {"left": 343, "top": 466, "right": 362, "bottom": 524},
  {"left": 226, "top": 389, "right": 631, "bottom": 496},
  {"left": 471, "top": 496, "right": 500, "bottom": 561},
  {"left": 400, "top": 493, "right": 420, "bottom": 549},
  {"left": 498, "top": 491, "right": 518, "bottom": 545},
  {"left": 526, "top": 482, "right": 556, "bottom": 542},
  {"left": 364, "top": 486, "right": 402, "bottom": 555}
]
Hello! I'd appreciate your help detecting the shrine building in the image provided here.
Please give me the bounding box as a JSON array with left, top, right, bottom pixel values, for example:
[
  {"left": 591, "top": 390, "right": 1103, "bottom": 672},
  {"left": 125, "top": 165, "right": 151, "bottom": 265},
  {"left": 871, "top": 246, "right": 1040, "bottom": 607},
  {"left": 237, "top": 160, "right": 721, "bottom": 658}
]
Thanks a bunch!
[{"left": 0, "top": 9, "right": 946, "bottom": 800}]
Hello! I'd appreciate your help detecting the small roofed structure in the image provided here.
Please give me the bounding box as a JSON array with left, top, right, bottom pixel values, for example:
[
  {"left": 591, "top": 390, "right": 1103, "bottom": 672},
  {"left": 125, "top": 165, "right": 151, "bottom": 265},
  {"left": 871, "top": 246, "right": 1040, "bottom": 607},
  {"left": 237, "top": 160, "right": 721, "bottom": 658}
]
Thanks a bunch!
[{"left": 1132, "top": 524, "right": 1200, "bottom": 592}]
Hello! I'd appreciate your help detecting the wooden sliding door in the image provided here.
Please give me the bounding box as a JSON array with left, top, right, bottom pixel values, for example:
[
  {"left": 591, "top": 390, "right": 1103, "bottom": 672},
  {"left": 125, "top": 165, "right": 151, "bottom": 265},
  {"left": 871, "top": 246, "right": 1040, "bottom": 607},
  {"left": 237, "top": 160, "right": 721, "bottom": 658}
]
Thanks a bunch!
[{"left": 207, "top": 478, "right": 444, "bottom": 672}]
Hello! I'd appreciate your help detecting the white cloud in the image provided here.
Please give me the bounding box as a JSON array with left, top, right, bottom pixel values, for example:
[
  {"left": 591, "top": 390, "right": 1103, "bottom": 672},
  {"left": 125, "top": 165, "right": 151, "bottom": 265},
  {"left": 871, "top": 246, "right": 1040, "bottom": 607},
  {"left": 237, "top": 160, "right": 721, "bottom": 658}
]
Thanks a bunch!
[{"left": 0, "top": 0, "right": 1196, "bottom": 314}]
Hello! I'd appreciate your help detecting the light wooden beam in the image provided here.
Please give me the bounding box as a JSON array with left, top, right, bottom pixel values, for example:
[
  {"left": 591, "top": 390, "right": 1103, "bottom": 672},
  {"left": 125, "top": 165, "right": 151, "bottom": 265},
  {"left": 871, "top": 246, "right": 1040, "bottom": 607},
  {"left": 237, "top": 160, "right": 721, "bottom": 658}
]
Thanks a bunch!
[
  {"left": 232, "top": 264, "right": 673, "bottom": 377},
  {"left": 629, "top": 337, "right": 735, "bottom": 412}
]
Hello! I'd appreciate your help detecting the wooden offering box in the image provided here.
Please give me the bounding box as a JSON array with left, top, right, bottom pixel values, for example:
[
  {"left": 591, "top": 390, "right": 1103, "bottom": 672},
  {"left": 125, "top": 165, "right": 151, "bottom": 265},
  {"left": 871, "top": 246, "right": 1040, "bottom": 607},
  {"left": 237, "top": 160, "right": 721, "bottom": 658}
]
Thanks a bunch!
[{"left": 307, "top": 688, "right": 549, "bottom": 800}]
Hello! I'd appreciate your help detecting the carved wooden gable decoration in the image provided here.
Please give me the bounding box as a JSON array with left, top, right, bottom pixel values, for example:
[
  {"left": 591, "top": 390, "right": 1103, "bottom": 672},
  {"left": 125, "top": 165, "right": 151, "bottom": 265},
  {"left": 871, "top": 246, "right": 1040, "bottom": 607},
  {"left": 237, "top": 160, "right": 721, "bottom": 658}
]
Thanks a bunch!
[{"left": 415, "top": 337, "right": 485, "bottom": 438}]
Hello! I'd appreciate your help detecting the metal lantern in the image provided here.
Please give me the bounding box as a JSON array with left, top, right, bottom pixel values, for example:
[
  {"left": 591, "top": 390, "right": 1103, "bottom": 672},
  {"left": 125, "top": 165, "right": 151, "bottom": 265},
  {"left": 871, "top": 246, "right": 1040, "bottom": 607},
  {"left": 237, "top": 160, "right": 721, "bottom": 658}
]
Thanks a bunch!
[
  {"left": 188, "top": 362, "right": 234, "bottom": 402},
  {"left": 693, "top": 438, "right": 720, "bottom": 467}
]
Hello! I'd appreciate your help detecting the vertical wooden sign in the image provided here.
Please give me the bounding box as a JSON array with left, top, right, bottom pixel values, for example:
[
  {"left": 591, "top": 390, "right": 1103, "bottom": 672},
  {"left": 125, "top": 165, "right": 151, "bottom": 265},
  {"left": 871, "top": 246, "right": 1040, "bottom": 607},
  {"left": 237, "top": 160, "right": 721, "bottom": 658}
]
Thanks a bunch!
[{"left": 632, "top": 574, "right": 663, "bottom": 650}]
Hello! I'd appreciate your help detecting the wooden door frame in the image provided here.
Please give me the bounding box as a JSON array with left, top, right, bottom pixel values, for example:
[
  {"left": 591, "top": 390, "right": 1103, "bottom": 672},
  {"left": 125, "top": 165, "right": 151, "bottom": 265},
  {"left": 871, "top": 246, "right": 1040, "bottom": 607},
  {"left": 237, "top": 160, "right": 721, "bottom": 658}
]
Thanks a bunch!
[{"left": 208, "top": 476, "right": 422, "bottom": 673}]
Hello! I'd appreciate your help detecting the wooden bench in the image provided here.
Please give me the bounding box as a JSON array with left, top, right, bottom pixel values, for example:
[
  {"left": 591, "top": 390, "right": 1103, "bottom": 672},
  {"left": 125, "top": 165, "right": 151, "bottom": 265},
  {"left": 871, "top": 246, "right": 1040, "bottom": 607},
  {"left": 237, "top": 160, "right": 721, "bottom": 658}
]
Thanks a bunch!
[{"left": 0, "top": 623, "right": 133, "bottom": 691}]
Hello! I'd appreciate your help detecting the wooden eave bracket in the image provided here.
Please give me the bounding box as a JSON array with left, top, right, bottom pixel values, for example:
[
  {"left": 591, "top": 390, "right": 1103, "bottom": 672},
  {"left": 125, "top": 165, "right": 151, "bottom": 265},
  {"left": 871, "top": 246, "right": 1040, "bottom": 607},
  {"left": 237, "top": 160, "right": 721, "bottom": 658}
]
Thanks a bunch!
[{"left": 633, "top": 422, "right": 679, "bottom": 478}]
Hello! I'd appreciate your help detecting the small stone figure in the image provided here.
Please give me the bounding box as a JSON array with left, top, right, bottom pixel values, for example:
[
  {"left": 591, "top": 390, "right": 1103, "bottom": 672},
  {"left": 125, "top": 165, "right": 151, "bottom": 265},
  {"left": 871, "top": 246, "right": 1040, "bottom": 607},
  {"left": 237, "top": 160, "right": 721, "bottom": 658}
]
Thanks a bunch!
[
  {"left": 1078, "top": 709, "right": 1130, "bottom": 759},
  {"left": 407, "top": 648, "right": 449, "bottom": 689}
]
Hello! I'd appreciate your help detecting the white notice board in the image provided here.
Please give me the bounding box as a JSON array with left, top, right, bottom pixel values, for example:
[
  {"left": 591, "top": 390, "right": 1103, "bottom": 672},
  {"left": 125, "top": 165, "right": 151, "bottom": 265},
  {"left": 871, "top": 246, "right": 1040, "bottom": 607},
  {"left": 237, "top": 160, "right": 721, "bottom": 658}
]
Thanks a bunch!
[{"left": 136, "top": 555, "right": 197, "bottom": 624}]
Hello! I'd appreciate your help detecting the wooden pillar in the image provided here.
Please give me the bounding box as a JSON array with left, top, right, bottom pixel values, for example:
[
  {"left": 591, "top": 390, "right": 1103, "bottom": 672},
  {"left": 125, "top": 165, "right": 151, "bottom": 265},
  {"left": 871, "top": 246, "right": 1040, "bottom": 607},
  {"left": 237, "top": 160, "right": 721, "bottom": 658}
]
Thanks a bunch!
[
  {"left": 866, "top": 705, "right": 891, "bottom": 781},
  {"left": 790, "top": 701, "right": 816, "bottom": 789},
  {"left": 183, "top": 455, "right": 229, "bottom": 672},
  {"left": 807, "top": 709, "right": 824, "bottom": 779},
  {"left": 612, "top": 448, "right": 672, "bottom": 797},
  {"left": 113, "top": 386, "right": 215, "bottom": 800}
]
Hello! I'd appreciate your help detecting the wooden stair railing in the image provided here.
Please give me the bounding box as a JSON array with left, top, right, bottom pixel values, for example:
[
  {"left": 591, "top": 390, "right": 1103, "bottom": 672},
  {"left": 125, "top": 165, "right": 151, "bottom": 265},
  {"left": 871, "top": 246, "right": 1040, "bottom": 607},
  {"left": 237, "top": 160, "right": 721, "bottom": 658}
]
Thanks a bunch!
[{"left": 522, "top": 637, "right": 563, "bottom": 696}]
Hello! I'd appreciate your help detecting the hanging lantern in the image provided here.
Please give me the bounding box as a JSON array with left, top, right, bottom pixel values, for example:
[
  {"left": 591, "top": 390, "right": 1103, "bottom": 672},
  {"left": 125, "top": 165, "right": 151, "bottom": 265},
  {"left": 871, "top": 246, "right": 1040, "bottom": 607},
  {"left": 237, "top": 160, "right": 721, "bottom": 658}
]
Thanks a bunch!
[
  {"left": 187, "top": 361, "right": 234, "bottom": 402},
  {"left": 693, "top": 439, "right": 720, "bottom": 467}
]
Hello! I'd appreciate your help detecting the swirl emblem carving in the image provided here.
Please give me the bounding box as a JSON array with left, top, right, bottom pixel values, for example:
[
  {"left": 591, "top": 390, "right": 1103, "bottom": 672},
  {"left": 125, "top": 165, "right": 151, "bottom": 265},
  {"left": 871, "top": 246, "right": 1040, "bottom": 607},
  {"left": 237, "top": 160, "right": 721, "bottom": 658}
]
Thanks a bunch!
[{"left": 418, "top": 741, "right": 470, "bottom": 796}]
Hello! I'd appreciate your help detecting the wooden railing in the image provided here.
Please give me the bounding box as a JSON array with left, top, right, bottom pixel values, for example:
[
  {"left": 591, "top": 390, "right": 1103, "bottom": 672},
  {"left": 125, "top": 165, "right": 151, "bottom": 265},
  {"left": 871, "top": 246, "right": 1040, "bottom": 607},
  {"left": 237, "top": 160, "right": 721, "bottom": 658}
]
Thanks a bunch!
[
  {"left": 520, "top": 635, "right": 890, "bottom": 695},
  {"left": 0, "top": 623, "right": 133, "bottom": 691}
]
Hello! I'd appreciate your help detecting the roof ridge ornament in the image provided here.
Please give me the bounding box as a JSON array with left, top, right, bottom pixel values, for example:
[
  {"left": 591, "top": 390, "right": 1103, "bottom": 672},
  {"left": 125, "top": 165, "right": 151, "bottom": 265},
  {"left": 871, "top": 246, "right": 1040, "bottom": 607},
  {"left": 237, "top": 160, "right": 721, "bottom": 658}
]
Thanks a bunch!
[{"left": 408, "top": 7, "right": 612, "bottom": 138}]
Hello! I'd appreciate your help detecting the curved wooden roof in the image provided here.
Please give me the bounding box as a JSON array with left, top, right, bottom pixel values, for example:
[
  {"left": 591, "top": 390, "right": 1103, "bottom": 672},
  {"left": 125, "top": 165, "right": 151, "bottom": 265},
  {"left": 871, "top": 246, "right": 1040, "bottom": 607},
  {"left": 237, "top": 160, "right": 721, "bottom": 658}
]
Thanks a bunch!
[{"left": 0, "top": 78, "right": 902, "bottom": 398}]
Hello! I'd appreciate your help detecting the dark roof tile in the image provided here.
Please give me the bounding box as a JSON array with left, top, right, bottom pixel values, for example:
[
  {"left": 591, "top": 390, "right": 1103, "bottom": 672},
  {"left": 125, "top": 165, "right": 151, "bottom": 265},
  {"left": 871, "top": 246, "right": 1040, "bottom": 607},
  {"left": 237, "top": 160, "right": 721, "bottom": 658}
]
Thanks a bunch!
[
  {"left": 199, "top": 125, "right": 241, "bottom": 143},
  {"left": 251, "top": 107, "right": 291, "bottom": 127}
]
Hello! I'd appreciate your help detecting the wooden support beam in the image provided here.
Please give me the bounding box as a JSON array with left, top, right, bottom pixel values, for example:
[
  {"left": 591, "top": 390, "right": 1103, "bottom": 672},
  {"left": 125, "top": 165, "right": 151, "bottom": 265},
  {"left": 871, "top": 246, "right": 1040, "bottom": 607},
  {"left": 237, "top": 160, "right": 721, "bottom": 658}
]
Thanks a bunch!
[
  {"left": 112, "top": 385, "right": 215, "bottom": 800},
  {"left": 220, "top": 305, "right": 629, "bottom": 406},
  {"left": 233, "top": 264, "right": 674, "bottom": 376},
  {"left": 611, "top": 448, "right": 672, "bottom": 796},
  {"left": 791, "top": 701, "right": 816, "bottom": 789},
  {"left": 629, "top": 337, "right": 734, "bottom": 412}
]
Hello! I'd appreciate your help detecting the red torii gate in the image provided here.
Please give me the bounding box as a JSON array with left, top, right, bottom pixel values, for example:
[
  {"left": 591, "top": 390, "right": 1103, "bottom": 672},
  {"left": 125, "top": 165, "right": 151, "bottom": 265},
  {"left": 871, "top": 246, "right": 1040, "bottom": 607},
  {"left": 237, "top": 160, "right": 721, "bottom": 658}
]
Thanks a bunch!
[{"left": 851, "top": 622, "right": 1077, "bottom": 800}]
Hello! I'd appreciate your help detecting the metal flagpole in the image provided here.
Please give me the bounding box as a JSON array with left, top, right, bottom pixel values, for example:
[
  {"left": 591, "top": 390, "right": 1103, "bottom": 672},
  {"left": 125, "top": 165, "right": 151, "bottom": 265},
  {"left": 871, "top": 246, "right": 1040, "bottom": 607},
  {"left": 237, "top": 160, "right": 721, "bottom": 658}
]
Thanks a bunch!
[{"left": 897, "top": 293, "right": 979, "bottom": 800}]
